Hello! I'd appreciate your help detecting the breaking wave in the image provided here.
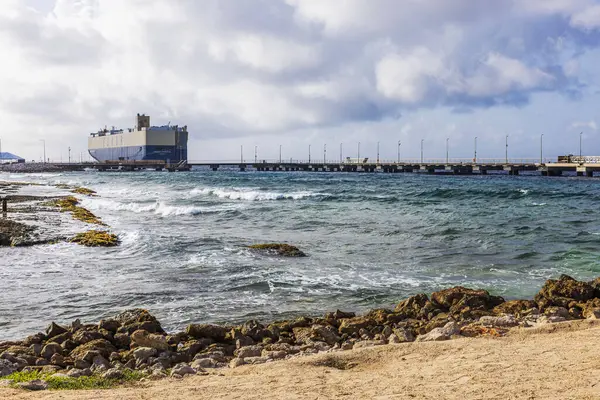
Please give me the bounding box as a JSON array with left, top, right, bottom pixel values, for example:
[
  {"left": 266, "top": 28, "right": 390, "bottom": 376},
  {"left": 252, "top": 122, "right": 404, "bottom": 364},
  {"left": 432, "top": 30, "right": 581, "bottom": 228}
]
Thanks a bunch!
[
  {"left": 80, "top": 198, "right": 237, "bottom": 217},
  {"left": 191, "top": 187, "right": 326, "bottom": 201}
]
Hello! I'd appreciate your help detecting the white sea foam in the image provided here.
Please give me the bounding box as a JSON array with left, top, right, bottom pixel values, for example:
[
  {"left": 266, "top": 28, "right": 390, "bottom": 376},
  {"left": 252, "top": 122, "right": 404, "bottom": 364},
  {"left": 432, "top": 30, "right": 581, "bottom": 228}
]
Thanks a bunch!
[
  {"left": 191, "top": 187, "right": 325, "bottom": 201},
  {"left": 80, "top": 198, "right": 236, "bottom": 217},
  {"left": 518, "top": 189, "right": 530, "bottom": 195}
]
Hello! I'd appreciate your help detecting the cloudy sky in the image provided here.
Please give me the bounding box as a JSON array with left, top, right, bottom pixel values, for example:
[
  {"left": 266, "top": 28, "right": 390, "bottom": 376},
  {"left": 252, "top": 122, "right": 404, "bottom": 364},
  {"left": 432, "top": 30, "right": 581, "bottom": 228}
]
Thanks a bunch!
[{"left": 1, "top": 0, "right": 600, "bottom": 162}]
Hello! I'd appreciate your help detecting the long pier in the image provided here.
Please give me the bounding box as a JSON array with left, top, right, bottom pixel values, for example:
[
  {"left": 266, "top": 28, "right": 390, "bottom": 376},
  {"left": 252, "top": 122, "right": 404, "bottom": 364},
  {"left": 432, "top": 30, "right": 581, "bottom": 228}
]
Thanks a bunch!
[{"left": 51, "top": 157, "right": 600, "bottom": 177}]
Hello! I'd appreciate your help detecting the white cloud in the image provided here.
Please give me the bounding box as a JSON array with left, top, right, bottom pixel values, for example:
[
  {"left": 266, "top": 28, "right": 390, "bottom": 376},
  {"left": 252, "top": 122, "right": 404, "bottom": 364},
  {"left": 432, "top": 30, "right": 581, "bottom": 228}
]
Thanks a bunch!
[
  {"left": 0, "top": 0, "right": 598, "bottom": 161},
  {"left": 464, "top": 53, "right": 555, "bottom": 97},
  {"left": 570, "top": 120, "right": 597, "bottom": 130},
  {"left": 207, "top": 34, "right": 321, "bottom": 73},
  {"left": 571, "top": 4, "right": 600, "bottom": 30},
  {"left": 375, "top": 48, "right": 445, "bottom": 103}
]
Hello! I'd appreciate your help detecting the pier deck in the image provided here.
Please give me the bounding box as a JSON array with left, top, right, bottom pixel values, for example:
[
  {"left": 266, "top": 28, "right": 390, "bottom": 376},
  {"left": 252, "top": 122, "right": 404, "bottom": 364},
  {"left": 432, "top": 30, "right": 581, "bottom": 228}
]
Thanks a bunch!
[{"left": 49, "top": 160, "right": 600, "bottom": 177}]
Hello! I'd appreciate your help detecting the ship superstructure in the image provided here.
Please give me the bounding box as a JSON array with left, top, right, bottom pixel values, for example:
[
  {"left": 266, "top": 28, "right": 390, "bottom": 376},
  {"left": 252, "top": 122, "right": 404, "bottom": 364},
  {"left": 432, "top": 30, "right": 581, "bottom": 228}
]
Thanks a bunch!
[{"left": 88, "top": 114, "right": 188, "bottom": 163}]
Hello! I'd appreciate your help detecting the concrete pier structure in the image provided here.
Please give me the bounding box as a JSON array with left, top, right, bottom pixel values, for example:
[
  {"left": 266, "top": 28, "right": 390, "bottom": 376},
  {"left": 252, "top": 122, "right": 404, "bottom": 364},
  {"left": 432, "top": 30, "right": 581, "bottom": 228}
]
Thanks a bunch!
[{"left": 47, "top": 159, "right": 600, "bottom": 177}]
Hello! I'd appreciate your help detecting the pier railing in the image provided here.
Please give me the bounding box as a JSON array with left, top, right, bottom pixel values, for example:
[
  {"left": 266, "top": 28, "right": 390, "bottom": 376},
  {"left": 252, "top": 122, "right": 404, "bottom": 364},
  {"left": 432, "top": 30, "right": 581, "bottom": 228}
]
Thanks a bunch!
[{"left": 186, "top": 158, "right": 547, "bottom": 165}]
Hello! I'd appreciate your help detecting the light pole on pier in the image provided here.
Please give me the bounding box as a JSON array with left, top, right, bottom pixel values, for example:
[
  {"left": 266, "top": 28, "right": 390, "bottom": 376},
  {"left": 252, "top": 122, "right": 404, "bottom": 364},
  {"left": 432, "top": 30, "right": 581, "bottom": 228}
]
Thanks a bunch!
[
  {"left": 40, "top": 139, "right": 46, "bottom": 163},
  {"left": 505, "top": 135, "right": 508, "bottom": 164},
  {"left": 279, "top": 145, "right": 282, "bottom": 163},
  {"left": 323, "top": 144, "right": 327, "bottom": 164},
  {"left": 474, "top": 137, "right": 478, "bottom": 163},
  {"left": 340, "top": 143, "right": 343, "bottom": 163},
  {"left": 446, "top": 138, "right": 449, "bottom": 164},
  {"left": 540, "top": 134, "right": 544, "bottom": 164},
  {"left": 358, "top": 142, "right": 360, "bottom": 162},
  {"left": 397, "top": 140, "right": 401, "bottom": 163},
  {"left": 68, "top": 147, "right": 71, "bottom": 164},
  {"left": 309, "top": 144, "right": 311, "bottom": 163},
  {"left": 580, "top": 132, "right": 583, "bottom": 158},
  {"left": 254, "top": 145, "right": 257, "bottom": 163},
  {"left": 420, "top": 139, "right": 424, "bottom": 163},
  {"left": 240, "top": 145, "right": 243, "bottom": 163},
  {"left": 377, "top": 141, "right": 380, "bottom": 164}
]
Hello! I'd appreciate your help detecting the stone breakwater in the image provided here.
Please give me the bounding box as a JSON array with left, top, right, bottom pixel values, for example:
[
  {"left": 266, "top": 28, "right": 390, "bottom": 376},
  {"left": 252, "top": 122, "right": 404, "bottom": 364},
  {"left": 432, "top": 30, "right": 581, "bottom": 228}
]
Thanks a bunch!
[{"left": 1, "top": 274, "right": 599, "bottom": 389}]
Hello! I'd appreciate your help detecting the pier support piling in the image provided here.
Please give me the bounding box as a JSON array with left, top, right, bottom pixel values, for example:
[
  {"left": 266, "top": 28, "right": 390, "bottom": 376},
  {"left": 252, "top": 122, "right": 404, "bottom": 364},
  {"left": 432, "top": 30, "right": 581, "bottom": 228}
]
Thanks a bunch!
[{"left": 2, "top": 197, "right": 7, "bottom": 213}]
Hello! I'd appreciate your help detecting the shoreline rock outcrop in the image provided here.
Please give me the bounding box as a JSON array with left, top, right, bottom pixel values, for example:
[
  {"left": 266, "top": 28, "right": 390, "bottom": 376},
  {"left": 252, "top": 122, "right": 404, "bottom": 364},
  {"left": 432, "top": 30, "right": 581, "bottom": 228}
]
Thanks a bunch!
[{"left": 2, "top": 274, "right": 600, "bottom": 391}]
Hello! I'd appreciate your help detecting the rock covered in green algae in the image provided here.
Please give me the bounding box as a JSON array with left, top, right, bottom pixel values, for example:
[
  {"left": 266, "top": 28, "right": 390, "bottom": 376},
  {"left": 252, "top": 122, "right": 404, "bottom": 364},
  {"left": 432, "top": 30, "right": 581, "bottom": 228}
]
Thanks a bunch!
[
  {"left": 247, "top": 243, "right": 307, "bottom": 257},
  {"left": 70, "top": 230, "right": 119, "bottom": 247}
]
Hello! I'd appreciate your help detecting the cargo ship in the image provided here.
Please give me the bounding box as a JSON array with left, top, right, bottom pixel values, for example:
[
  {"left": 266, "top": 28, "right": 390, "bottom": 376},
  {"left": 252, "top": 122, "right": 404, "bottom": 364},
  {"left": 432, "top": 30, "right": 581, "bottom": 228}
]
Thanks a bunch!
[{"left": 88, "top": 114, "right": 188, "bottom": 163}]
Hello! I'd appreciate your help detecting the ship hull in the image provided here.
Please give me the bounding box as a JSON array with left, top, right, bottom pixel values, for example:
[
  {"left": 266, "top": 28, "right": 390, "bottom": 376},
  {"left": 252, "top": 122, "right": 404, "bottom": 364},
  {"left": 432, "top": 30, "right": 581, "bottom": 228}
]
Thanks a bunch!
[{"left": 88, "top": 145, "right": 187, "bottom": 163}]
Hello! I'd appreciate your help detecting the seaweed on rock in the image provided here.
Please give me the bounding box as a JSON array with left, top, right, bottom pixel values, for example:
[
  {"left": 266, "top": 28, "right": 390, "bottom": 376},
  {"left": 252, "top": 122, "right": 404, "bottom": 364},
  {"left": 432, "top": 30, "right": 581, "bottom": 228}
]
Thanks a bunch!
[
  {"left": 70, "top": 230, "right": 119, "bottom": 247},
  {"left": 247, "top": 243, "right": 307, "bottom": 257},
  {"left": 49, "top": 196, "right": 105, "bottom": 225},
  {"left": 71, "top": 187, "right": 97, "bottom": 197}
]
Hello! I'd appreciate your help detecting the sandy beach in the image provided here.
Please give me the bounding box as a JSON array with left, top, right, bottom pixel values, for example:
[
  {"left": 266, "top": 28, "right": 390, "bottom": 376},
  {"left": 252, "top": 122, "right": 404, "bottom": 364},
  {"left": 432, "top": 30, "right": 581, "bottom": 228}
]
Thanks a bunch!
[{"left": 2, "top": 320, "right": 599, "bottom": 400}]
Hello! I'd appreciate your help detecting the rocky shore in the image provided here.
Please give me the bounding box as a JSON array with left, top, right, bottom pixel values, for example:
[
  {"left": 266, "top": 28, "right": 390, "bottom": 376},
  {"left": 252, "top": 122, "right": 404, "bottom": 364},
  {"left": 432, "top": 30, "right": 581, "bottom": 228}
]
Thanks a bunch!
[
  {"left": 1, "top": 274, "right": 599, "bottom": 391},
  {"left": 0, "top": 181, "right": 117, "bottom": 247}
]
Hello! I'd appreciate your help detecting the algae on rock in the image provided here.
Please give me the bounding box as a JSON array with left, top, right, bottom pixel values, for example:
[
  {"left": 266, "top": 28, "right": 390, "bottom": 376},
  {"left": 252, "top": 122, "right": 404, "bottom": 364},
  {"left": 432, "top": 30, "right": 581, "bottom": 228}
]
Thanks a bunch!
[
  {"left": 247, "top": 243, "right": 307, "bottom": 257},
  {"left": 70, "top": 230, "right": 119, "bottom": 247},
  {"left": 49, "top": 196, "right": 105, "bottom": 225}
]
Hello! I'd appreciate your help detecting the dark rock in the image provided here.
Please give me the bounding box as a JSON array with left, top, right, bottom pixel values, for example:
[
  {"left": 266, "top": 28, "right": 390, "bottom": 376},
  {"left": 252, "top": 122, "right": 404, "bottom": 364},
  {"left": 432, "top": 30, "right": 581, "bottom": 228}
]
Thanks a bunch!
[
  {"left": 29, "top": 345, "right": 42, "bottom": 357},
  {"left": 22, "top": 334, "right": 45, "bottom": 347},
  {"left": 241, "top": 320, "right": 271, "bottom": 342},
  {"left": 17, "top": 379, "right": 48, "bottom": 391},
  {"left": 171, "top": 363, "right": 196, "bottom": 377},
  {"left": 50, "top": 353, "right": 66, "bottom": 368},
  {"left": 431, "top": 286, "right": 504, "bottom": 318},
  {"left": 99, "top": 319, "right": 120, "bottom": 333},
  {"left": 0, "top": 359, "right": 16, "bottom": 377},
  {"left": 73, "top": 359, "right": 91, "bottom": 369},
  {"left": 61, "top": 339, "right": 78, "bottom": 352},
  {"left": 395, "top": 294, "right": 429, "bottom": 319},
  {"left": 366, "top": 309, "right": 394, "bottom": 325},
  {"left": 132, "top": 347, "right": 157, "bottom": 365},
  {"left": 35, "top": 358, "right": 49, "bottom": 366},
  {"left": 338, "top": 316, "right": 375, "bottom": 335},
  {"left": 1, "top": 345, "right": 30, "bottom": 357},
  {"left": 178, "top": 340, "right": 211, "bottom": 359},
  {"left": 73, "top": 329, "right": 103, "bottom": 345},
  {"left": 581, "top": 298, "right": 600, "bottom": 319},
  {"left": 247, "top": 243, "right": 307, "bottom": 257},
  {"left": 492, "top": 300, "right": 537, "bottom": 316},
  {"left": 113, "top": 309, "right": 164, "bottom": 334},
  {"left": 235, "top": 345, "right": 263, "bottom": 358},
  {"left": 70, "top": 339, "right": 117, "bottom": 361},
  {"left": 130, "top": 330, "right": 169, "bottom": 351},
  {"left": 311, "top": 325, "right": 341, "bottom": 346},
  {"left": 71, "top": 319, "right": 83, "bottom": 332},
  {"left": 186, "top": 324, "right": 228, "bottom": 342},
  {"left": 102, "top": 368, "right": 124, "bottom": 380},
  {"left": 113, "top": 333, "right": 131, "bottom": 349},
  {"left": 535, "top": 275, "right": 595, "bottom": 310},
  {"left": 46, "top": 322, "right": 68, "bottom": 340},
  {"left": 292, "top": 327, "right": 311, "bottom": 345},
  {"left": 325, "top": 310, "right": 356, "bottom": 320},
  {"left": 49, "top": 331, "right": 72, "bottom": 345},
  {"left": 91, "top": 355, "right": 110, "bottom": 372},
  {"left": 234, "top": 335, "right": 254, "bottom": 349}
]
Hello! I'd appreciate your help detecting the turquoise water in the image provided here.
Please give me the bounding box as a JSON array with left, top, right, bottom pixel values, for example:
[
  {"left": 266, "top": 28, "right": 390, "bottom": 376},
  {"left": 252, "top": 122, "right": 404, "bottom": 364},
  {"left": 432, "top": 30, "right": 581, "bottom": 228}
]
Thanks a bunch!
[{"left": 1, "top": 170, "right": 600, "bottom": 339}]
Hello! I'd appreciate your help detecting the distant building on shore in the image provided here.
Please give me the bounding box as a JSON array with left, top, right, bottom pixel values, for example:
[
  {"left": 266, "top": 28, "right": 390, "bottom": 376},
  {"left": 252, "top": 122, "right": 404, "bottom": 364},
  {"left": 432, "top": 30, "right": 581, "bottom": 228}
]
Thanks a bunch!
[{"left": 0, "top": 152, "right": 25, "bottom": 164}]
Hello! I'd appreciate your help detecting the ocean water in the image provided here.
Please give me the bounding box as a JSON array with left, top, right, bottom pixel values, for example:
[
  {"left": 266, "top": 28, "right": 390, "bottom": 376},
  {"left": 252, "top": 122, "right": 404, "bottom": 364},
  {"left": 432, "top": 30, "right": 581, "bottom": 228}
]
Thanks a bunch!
[{"left": 1, "top": 170, "right": 600, "bottom": 339}]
